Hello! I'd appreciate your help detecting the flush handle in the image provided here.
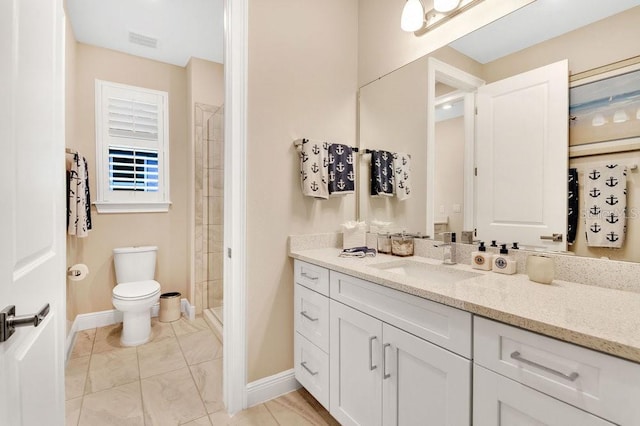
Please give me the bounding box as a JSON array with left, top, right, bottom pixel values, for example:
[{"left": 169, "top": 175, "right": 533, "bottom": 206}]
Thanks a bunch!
[
  {"left": 0, "top": 304, "right": 50, "bottom": 343},
  {"left": 540, "top": 233, "right": 563, "bottom": 242}
]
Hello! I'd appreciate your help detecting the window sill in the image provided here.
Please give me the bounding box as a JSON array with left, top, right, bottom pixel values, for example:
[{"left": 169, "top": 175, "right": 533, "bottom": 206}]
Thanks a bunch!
[{"left": 93, "top": 201, "right": 172, "bottom": 214}]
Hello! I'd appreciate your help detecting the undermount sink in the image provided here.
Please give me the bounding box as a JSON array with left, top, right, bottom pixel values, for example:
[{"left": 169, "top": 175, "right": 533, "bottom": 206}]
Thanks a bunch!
[{"left": 370, "top": 259, "right": 481, "bottom": 284}]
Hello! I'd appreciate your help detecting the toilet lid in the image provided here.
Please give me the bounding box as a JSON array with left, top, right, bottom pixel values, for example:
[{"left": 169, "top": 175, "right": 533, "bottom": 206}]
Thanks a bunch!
[{"left": 113, "top": 280, "right": 161, "bottom": 300}]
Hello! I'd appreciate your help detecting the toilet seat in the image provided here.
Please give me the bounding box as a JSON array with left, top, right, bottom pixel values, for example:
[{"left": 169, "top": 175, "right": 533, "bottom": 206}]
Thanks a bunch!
[{"left": 113, "top": 280, "right": 161, "bottom": 301}]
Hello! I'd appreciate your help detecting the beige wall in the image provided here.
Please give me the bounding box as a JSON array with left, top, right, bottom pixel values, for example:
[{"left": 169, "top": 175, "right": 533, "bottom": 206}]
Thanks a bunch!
[
  {"left": 358, "top": 46, "right": 482, "bottom": 234},
  {"left": 357, "top": 0, "right": 533, "bottom": 86},
  {"left": 247, "top": 0, "right": 358, "bottom": 382},
  {"left": 66, "top": 43, "right": 189, "bottom": 317},
  {"left": 482, "top": 6, "right": 640, "bottom": 83}
]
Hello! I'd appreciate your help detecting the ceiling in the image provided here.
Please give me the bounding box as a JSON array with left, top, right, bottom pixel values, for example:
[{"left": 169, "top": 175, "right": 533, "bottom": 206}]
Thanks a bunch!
[
  {"left": 449, "top": 0, "right": 640, "bottom": 64},
  {"left": 66, "top": 0, "right": 224, "bottom": 67}
]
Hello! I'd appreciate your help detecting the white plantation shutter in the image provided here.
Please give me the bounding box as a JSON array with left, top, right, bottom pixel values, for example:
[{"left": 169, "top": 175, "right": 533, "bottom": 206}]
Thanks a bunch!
[
  {"left": 108, "top": 97, "right": 159, "bottom": 141},
  {"left": 95, "top": 80, "right": 170, "bottom": 213}
]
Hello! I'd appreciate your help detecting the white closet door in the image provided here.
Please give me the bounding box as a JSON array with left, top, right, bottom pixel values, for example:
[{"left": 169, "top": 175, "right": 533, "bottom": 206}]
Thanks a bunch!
[{"left": 476, "top": 60, "right": 568, "bottom": 251}]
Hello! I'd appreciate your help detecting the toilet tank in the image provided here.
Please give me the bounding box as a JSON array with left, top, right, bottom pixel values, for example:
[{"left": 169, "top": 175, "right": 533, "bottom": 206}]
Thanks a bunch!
[{"left": 113, "top": 246, "right": 158, "bottom": 284}]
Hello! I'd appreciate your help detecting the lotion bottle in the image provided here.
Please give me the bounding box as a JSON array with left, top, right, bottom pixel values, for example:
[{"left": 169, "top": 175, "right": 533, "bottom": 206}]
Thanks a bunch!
[
  {"left": 471, "top": 241, "right": 492, "bottom": 271},
  {"left": 492, "top": 244, "right": 516, "bottom": 275}
]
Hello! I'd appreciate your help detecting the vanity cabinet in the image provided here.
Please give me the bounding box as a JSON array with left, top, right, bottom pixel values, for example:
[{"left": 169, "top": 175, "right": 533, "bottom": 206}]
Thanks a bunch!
[{"left": 473, "top": 317, "right": 640, "bottom": 425}]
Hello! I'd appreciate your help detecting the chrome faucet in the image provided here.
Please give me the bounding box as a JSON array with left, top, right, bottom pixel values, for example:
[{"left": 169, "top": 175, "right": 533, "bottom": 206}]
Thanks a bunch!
[{"left": 434, "top": 232, "right": 456, "bottom": 265}]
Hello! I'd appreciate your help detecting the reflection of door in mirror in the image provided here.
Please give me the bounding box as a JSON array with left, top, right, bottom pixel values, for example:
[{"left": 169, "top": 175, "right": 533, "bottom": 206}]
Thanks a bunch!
[
  {"left": 434, "top": 88, "right": 466, "bottom": 238},
  {"left": 426, "top": 58, "right": 484, "bottom": 240},
  {"left": 476, "top": 60, "right": 569, "bottom": 252}
]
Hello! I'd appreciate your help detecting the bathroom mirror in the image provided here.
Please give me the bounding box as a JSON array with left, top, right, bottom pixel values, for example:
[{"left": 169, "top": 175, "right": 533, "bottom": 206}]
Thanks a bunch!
[{"left": 358, "top": 0, "right": 640, "bottom": 262}]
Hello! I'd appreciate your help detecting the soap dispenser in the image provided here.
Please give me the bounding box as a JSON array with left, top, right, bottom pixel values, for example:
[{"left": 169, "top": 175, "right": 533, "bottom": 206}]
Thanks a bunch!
[
  {"left": 471, "top": 241, "right": 492, "bottom": 271},
  {"left": 492, "top": 244, "right": 516, "bottom": 275}
]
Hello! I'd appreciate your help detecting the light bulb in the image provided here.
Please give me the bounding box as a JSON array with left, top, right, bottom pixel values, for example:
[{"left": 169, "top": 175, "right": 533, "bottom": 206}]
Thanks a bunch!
[
  {"left": 401, "top": 0, "right": 424, "bottom": 32},
  {"left": 434, "top": 0, "right": 461, "bottom": 13},
  {"left": 592, "top": 114, "right": 607, "bottom": 127},
  {"left": 613, "top": 110, "right": 629, "bottom": 123},
  {"left": 442, "top": 104, "right": 453, "bottom": 110},
  {"left": 636, "top": 108, "right": 640, "bottom": 120}
]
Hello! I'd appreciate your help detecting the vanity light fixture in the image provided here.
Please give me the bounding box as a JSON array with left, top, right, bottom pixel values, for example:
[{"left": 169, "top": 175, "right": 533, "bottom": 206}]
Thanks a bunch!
[
  {"left": 592, "top": 113, "right": 607, "bottom": 127},
  {"left": 613, "top": 110, "right": 629, "bottom": 123},
  {"left": 434, "top": 0, "right": 461, "bottom": 13},
  {"left": 401, "top": 0, "right": 484, "bottom": 33},
  {"left": 401, "top": 0, "right": 425, "bottom": 32}
]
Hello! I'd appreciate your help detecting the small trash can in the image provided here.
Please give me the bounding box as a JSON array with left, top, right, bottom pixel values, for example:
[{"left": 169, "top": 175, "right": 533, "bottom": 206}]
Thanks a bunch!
[{"left": 159, "top": 292, "right": 181, "bottom": 322}]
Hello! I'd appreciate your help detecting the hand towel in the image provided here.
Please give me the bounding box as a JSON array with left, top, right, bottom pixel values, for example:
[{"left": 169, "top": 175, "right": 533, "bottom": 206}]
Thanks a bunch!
[
  {"left": 584, "top": 163, "right": 626, "bottom": 248},
  {"left": 299, "top": 139, "right": 329, "bottom": 199},
  {"left": 328, "top": 144, "right": 355, "bottom": 195},
  {"left": 370, "top": 150, "right": 394, "bottom": 197},
  {"left": 68, "top": 153, "right": 92, "bottom": 237},
  {"left": 567, "top": 168, "right": 578, "bottom": 244},
  {"left": 393, "top": 152, "right": 412, "bottom": 200}
]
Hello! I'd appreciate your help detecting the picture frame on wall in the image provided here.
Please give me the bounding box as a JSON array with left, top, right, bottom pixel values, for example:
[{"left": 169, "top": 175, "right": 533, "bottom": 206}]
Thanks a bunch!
[{"left": 569, "top": 58, "right": 640, "bottom": 150}]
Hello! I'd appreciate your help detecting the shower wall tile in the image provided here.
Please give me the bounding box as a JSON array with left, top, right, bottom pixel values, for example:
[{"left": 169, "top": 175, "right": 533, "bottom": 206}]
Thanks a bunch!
[
  {"left": 208, "top": 169, "right": 224, "bottom": 198},
  {"left": 208, "top": 280, "right": 223, "bottom": 309},
  {"left": 207, "top": 253, "right": 223, "bottom": 281},
  {"left": 194, "top": 282, "right": 203, "bottom": 315},
  {"left": 208, "top": 197, "right": 223, "bottom": 226},
  {"left": 208, "top": 225, "right": 223, "bottom": 253},
  {"left": 209, "top": 139, "right": 224, "bottom": 171}
]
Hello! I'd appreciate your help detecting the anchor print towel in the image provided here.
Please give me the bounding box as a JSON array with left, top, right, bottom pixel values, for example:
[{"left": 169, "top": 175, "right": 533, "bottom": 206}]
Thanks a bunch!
[
  {"left": 370, "top": 150, "right": 394, "bottom": 197},
  {"left": 328, "top": 144, "right": 355, "bottom": 195},
  {"left": 584, "top": 164, "right": 626, "bottom": 248},
  {"left": 567, "top": 168, "right": 578, "bottom": 244},
  {"left": 393, "top": 152, "right": 412, "bottom": 201},
  {"left": 299, "top": 139, "right": 329, "bottom": 199},
  {"left": 68, "top": 153, "right": 92, "bottom": 237}
]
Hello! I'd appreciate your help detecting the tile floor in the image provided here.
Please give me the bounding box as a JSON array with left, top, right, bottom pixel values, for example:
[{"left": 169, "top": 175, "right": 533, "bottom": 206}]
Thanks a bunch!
[{"left": 65, "top": 316, "right": 338, "bottom": 426}]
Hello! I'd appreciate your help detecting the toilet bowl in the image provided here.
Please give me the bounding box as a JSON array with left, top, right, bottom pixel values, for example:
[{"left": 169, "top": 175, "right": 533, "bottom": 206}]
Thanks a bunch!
[
  {"left": 112, "top": 246, "right": 162, "bottom": 346},
  {"left": 113, "top": 280, "right": 161, "bottom": 346}
]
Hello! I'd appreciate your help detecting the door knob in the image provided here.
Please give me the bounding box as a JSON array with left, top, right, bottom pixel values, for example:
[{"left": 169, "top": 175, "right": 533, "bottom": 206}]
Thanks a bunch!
[
  {"left": 0, "top": 304, "right": 50, "bottom": 343},
  {"left": 540, "top": 233, "right": 563, "bottom": 242}
]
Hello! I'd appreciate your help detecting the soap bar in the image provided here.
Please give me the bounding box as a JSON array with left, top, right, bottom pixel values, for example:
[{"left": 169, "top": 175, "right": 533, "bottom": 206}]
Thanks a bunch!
[{"left": 526, "top": 255, "right": 555, "bottom": 284}]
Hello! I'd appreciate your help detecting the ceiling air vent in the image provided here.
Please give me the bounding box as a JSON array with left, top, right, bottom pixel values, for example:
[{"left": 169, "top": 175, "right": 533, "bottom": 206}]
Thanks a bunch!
[{"left": 128, "top": 31, "right": 158, "bottom": 49}]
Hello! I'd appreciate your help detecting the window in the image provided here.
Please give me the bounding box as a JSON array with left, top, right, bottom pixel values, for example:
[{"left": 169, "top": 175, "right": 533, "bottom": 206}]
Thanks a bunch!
[{"left": 95, "top": 80, "right": 170, "bottom": 213}]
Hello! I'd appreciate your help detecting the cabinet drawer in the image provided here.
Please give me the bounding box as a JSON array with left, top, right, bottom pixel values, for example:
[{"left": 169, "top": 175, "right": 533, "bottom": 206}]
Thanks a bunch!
[
  {"left": 474, "top": 364, "right": 613, "bottom": 426},
  {"left": 294, "top": 283, "right": 329, "bottom": 352},
  {"left": 330, "top": 270, "right": 472, "bottom": 358},
  {"left": 474, "top": 317, "right": 640, "bottom": 425},
  {"left": 294, "top": 332, "right": 329, "bottom": 410},
  {"left": 294, "top": 260, "right": 329, "bottom": 296}
]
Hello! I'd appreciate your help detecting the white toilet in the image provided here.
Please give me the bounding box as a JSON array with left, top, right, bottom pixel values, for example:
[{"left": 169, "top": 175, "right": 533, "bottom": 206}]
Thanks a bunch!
[{"left": 112, "top": 246, "right": 162, "bottom": 346}]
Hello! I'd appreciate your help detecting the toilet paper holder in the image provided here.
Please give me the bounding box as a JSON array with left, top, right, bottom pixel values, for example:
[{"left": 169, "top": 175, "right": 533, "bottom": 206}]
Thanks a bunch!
[{"left": 67, "top": 263, "right": 89, "bottom": 281}]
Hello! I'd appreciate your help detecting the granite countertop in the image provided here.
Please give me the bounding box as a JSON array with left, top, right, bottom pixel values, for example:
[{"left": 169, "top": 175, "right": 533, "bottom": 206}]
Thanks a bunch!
[{"left": 289, "top": 247, "right": 640, "bottom": 364}]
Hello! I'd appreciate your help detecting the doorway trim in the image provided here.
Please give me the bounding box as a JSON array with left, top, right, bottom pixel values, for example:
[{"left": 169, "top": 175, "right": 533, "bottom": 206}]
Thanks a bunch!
[{"left": 223, "top": 0, "right": 248, "bottom": 415}]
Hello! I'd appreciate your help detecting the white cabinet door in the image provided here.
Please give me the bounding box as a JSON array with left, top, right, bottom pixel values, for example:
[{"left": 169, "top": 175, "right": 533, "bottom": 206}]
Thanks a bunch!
[
  {"left": 474, "top": 365, "right": 614, "bottom": 426},
  {"left": 0, "top": 1, "right": 66, "bottom": 425},
  {"left": 330, "top": 300, "right": 383, "bottom": 426},
  {"left": 382, "top": 323, "right": 471, "bottom": 426},
  {"left": 476, "top": 59, "right": 568, "bottom": 251}
]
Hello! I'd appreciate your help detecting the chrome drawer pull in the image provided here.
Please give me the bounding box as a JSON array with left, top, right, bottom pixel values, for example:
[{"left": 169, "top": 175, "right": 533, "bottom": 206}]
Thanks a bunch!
[
  {"left": 383, "top": 343, "right": 391, "bottom": 379},
  {"left": 510, "top": 351, "right": 579, "bottom": 382},
  {"left": 300, "top": 311, "right": 319, "bottom": 322},
  {"left": 369, "top": 336, "right": 378, "bottom": 371},
  {"left": 301, "top": 271, "right": 319, "bottom": 281},
  {"left": 300, "top": 361, "right": 318, "bottom": 376}
]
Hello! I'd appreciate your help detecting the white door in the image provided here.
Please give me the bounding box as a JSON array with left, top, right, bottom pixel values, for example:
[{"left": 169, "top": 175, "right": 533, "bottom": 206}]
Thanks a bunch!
[
  {"left": 329, "top": 301, "right": 382, "bottom": 426},
  {"left": 476, "top": 60, "right": 568, "bottom": 251},
  {"left": 382, "top": 323, "right": 471, "bottom": 426},
  {"left": 0, "top": 0, "right": 66, "bottom": 425},
  {"left": 473, "top": 365, "right": 614, "bottom": 426}
]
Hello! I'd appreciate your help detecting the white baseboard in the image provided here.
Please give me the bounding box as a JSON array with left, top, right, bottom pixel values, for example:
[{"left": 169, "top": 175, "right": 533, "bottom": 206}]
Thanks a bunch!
[
  {"left": 65, "top": 298, "right": 194, "bottom": 361},
  {"left": 246, "top": 369, "right": 300, "bottom": 407}
]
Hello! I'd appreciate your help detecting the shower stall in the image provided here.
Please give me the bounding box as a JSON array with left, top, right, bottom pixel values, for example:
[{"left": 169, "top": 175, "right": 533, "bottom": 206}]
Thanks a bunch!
[{"left": 194, "top": 103, "right": 224, "bottom": 331}]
